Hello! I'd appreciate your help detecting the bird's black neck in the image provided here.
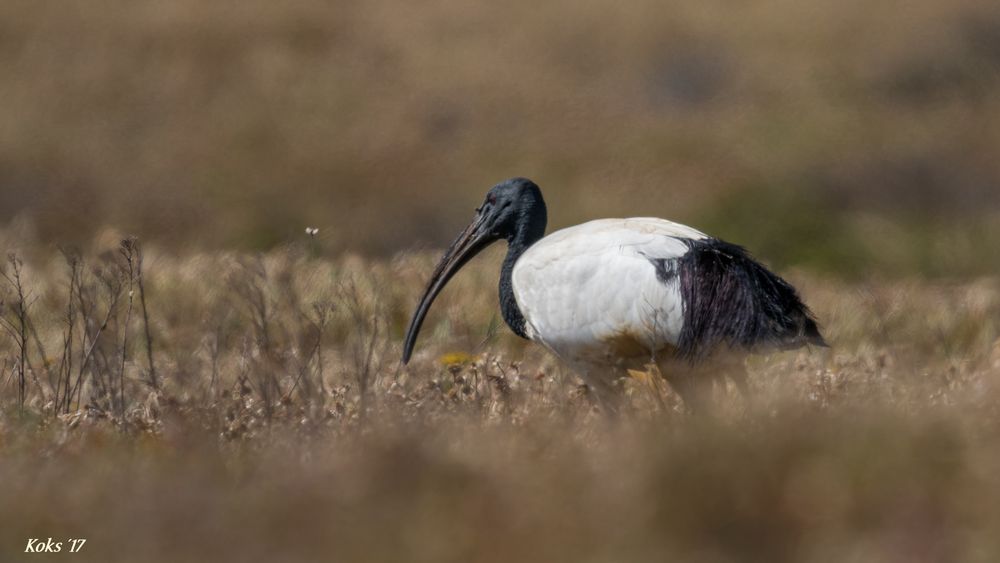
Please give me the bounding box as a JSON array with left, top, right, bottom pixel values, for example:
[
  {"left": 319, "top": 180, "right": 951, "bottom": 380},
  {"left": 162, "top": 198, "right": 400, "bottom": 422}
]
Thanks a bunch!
[{"left": 498, "top": 200, "right": 547, "bottom": 340}]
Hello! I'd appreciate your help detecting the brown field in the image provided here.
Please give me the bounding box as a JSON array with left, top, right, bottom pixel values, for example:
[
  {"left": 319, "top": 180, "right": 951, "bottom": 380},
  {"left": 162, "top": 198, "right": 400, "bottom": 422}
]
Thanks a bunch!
[
  {"left": 3, "top": 0, "right": 1000, "bottom": 561},
  {"left": 0, "top": 237, "right": 998, "bottom": 562}
]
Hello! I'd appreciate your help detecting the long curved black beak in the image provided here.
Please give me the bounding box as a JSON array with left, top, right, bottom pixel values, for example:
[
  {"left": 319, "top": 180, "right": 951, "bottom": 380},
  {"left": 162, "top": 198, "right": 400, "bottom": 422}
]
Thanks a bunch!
[{"left": 402, "top": 210, "right": 494, "bottom": 364}]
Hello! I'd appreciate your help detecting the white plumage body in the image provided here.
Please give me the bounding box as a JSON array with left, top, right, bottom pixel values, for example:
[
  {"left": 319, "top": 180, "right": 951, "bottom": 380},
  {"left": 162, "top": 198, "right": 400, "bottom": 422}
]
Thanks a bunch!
[{"left": 512, "top": 218, "right": 707, "bottom": 369}]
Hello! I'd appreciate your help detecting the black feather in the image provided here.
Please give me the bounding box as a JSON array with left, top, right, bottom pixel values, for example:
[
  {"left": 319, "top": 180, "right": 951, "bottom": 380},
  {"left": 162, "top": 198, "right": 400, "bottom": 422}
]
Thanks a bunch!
[
  {"left": 649, "top": 258, "right": 680, "bottom": 285},
  {"left": 663, "top": 238, "right": 827, "bottom": 360}
]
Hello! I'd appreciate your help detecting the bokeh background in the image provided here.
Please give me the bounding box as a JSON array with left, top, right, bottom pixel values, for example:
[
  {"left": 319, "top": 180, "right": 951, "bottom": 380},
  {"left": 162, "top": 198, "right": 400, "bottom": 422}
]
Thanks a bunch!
[
  {"left": 2, "top": 0, "right": 999, "bottom": 274},
  {"left": 3, "top": 3, "right": 1000, "bottom": 563}
]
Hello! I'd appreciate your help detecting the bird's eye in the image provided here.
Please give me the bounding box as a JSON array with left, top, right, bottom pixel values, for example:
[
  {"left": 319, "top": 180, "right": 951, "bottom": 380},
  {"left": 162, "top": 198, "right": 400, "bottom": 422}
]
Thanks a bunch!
[{"left": 488, "top": 194, "right": 497, "bottom": 205}]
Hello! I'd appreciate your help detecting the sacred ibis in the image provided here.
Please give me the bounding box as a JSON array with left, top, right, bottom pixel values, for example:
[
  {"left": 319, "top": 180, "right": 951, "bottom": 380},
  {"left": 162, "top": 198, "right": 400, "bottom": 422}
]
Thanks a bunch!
[{"left": 402, "top": 178, "right": 826, "bottom": 410}]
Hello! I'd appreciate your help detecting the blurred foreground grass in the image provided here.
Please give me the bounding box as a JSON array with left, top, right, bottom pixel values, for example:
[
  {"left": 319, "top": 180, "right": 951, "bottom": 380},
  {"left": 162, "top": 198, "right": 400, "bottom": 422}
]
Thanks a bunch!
[
  {"left": 3, "top": 0, "right": 1000, "bottom": 559},
  {"left": 0, "top": 237, "right": 999, "bottom": 562}
]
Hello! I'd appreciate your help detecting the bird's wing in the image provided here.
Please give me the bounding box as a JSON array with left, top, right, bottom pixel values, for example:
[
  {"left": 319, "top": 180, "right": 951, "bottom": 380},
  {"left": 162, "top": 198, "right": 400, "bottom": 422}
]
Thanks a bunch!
[{"left": 511, "top": 218, "right": 706, "bottom": 363}]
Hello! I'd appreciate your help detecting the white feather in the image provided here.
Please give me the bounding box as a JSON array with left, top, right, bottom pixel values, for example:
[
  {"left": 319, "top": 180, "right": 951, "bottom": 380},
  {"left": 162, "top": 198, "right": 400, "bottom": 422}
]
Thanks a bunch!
[{"left": 512, "top": 218, "right": 708, "bottom": 367}]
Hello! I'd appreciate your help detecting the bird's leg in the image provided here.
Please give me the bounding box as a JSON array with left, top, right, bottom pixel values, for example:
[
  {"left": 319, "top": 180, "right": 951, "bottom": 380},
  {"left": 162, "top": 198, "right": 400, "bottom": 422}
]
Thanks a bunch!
[
  {"left": 575, "top": 366, "right": 623, "bottom": 417},
  {"left": 710, "top": 353, "right": 752, "bottom": 412},
  {"left": 651, "top": 358, "right": 694, "bottom": 414},
  {"left": 727, "top": 364, "right": 750, "bottom": 398},
  {"left": 661, "top": 370, "right": 712, "bottom": 415},
  {"left": 588, "top": 377, "right": 623, "bottom": 417}
]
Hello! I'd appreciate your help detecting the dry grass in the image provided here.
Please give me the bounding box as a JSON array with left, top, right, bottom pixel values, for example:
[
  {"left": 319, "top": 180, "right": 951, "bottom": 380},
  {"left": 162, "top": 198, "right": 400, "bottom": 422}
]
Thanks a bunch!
[
  {"left": 0, "top": 235, "right": 999, "bottom": 562},
  {"left": 3, "top": 1, "right": 1000, "bottom": 559}
]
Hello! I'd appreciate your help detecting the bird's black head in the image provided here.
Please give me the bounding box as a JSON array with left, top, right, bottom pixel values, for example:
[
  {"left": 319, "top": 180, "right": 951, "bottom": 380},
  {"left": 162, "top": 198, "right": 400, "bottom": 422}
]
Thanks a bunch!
[
  {"left": 477, "top": 177, "right": 546, "bottom": 242},
  {"left": 402, "top": 177, "right": 547, "bottom": 364}
]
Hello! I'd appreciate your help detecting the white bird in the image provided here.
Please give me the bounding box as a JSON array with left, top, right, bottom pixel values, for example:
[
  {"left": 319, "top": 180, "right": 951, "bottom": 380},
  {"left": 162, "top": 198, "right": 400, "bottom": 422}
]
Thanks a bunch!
[{"left": 402, "top": 178, "right": 826, "bottom": 411}]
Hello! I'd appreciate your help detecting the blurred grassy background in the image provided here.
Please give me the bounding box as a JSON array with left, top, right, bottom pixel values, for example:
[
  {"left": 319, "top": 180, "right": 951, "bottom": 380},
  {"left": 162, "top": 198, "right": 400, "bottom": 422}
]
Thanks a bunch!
[
  {"left": 2, "top": 0, "right": 999, "bottom": 275},
  {"left": 3, "top": 3, "right": 1000, "bottom": 562}
]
